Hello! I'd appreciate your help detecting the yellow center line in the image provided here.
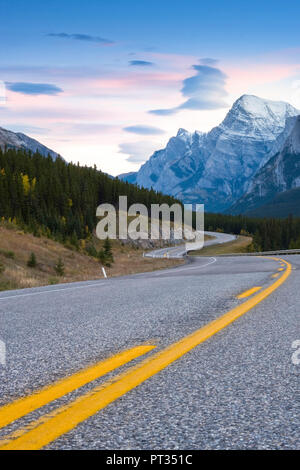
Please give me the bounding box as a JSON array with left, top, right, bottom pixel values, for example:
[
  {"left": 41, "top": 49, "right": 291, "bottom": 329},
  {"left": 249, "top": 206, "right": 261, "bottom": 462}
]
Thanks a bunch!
[
  {"left": 236, "top": 286, "right": 262, "bottom": 299},
  {"left": 0, "top": 345, "right": 155, "bottom": 430},
  {"left": 0, "top": 257, "right": 292, "bottom": 451}
]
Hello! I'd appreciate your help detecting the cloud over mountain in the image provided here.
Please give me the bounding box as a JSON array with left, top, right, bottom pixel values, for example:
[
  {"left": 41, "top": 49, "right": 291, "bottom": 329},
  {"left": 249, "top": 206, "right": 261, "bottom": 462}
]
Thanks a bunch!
[
  {"left": 119, "top": 141, "right": 159, "bottom": 163},
  {"left": 150, "top": 62, "right": 228, "bottom": 115},
  {"left": 123, "top": 125, "right": 165, "bottom": 135}
]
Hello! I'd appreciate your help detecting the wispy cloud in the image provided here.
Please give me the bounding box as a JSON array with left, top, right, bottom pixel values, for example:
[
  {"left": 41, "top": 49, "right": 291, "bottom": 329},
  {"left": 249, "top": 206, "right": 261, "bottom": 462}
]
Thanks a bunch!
[
  {"left": 6, "top": 82, "right": 63, "bottom": 96},
  {"left": 66, "top": 122, "right": 115, "bottom": 134},
  {"left": 6, "top": 124, "right": 49, "bottom": 135},
  {"left": 129, "top": 60, "right": 154, "bottom": 67},
  {"left": 150, "top": 62, "right": 228, "bottom": 115},
  {"left": 119, "top": 141, "right": 158, "bottom": 163},
  {"left": 200, "top": 58, "right": 219, "bottom": 66},
  {"left": 47, "top": 33, "right": 114, "bottom": 46},
  {"left": 123, "top": 125, "right": 165, "bottom": 135}
]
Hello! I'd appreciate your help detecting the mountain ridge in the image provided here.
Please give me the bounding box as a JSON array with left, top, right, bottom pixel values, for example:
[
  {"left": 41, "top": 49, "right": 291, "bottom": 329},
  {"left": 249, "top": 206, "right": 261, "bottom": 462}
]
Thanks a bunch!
[
  {"left": 230, "top": 115, "right": 300, "bottom": 214},
  {"left": 119, "top": 95, "right": 299, "bottom": 212},
  {"left": 0, "top": 126, "right": 61, "bottom": 160}
]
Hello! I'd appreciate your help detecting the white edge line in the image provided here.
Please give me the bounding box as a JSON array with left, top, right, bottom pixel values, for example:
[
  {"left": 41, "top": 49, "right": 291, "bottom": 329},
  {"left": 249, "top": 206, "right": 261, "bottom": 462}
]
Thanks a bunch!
[
  {"left": 0, "top": 281, "right": 106, "bottom": 301},
  {"left": 154, "top": 257, "right": 217, "bottom": 275},
  {"left": 0, "top": 257, "right": 218, "bottom": 301}
]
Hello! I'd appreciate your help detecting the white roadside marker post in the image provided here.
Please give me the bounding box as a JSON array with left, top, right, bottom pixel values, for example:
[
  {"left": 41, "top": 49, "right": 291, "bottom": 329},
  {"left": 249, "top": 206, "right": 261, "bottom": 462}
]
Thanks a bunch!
[
  {"left": 0, "top": 339, "right": 6, "bottom": 366},
  {"left": 102, "top": 267, "right": 107, "bottom": 279}
]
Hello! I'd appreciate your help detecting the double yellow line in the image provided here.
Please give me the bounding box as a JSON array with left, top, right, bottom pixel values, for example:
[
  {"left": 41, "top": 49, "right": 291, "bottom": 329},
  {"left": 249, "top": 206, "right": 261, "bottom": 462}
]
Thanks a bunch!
[{"left": 0, "top": 257, "right": 292, "bottom": 450}]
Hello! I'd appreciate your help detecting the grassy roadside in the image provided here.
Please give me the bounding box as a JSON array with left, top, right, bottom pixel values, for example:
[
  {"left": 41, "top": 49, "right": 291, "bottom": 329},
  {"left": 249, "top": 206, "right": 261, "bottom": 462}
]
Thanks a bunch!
[
  {"left": 189, "top": 235, "right": 252, "bottom": 256},
  {"left": 0, "top": 225, "right": 184, "bottom": 291}
]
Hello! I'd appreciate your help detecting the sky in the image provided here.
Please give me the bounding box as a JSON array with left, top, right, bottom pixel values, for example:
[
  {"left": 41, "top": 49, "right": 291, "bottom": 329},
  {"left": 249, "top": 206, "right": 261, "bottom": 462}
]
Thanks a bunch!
[{"left": 1, "top": 0, "right": 300, "bottom": 175}]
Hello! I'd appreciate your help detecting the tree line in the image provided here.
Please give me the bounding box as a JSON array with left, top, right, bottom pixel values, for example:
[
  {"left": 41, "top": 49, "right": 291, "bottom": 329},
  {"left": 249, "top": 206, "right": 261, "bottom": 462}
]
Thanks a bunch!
[
  {"left": 0, "top": 147, "right": 300, "bottom": 251},
  {"left": 203, "top": 213, "right": 300, "bottom": 251},
  {"left": 0, "top": 148, "right": 180, "bottom": 246}
]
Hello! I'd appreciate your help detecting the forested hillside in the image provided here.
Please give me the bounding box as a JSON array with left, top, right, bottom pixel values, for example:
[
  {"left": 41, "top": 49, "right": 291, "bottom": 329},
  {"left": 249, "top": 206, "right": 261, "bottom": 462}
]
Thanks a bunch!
[
  {"left": 204, "top": 213, "right": 300, "bottom": 252},
  {"left": 1, "top": 147, "right": 300, "bottom": 253},
  {"left": 0, "top": 148, "right": 179, "bottom": 246}
]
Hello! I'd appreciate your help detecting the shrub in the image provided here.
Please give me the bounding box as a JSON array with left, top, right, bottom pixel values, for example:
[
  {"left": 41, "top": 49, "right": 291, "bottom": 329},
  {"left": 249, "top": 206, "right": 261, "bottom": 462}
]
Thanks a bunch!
[
  {"left": 0, "top": 250, "right": 15, "bottom": 259},
  {"left": 86, "top": 244, "right": 98, "bottom": 258}
]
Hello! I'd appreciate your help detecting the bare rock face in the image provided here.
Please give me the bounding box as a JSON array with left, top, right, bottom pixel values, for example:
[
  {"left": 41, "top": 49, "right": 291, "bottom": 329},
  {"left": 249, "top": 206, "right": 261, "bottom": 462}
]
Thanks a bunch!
[
  {"left": 120, "top": 95, "right": 299, "bottom": 212},
  {"left": 230, "top": 116, "right": 300, "bottom": 214}
]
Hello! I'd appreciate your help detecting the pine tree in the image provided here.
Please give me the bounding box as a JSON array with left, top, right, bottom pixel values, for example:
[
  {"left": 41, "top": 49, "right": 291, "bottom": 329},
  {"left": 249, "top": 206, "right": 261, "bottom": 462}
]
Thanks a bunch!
[
  {"left": 27, "top": 252, "right": 37, "bottom": 268},
  {"left": 97, "top": 249, "right": 106, "bottom": 264},
  {"left": 0, "top": 261, "right": 5, "bottom": 274},
  {"left": 103, "top": 237, "right": 114, "bottom": 267},
  {"left": 54, "top": 257, "right": 65, "bottom": 276}
]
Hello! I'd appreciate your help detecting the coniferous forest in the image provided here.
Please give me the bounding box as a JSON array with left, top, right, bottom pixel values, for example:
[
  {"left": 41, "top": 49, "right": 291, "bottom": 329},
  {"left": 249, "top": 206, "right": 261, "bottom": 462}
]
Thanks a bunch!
[
  {"left": 0, "top": 147, "right": 300, "bottom": 251},
  {"left": 0, "top": 148, "right": 180, "bottom": 245}
]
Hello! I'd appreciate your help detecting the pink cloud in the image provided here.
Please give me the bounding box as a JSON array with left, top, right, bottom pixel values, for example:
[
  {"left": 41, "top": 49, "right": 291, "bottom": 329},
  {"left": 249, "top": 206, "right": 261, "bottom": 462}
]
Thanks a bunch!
[
  {"left": 225, "top": 63, "right": 300, "bottom": 93},
  {"left": 89, "top": 71, "right": 185, "bottom": 92}
]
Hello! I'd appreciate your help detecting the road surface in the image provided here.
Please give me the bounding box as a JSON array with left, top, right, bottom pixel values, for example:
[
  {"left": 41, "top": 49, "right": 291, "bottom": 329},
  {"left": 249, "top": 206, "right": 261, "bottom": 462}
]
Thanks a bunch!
[
  {"left": 0, "top": 255, "right": 299, "bottom": 450},
  {"left": 145, "top": 231, "right": 236, "bottom": 258}
]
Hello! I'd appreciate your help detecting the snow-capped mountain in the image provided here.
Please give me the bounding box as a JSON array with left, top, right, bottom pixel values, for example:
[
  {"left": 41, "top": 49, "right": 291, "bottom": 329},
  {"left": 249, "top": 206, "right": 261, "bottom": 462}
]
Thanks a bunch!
[
  {"left": 230, "top": 115, "right": 300, "bottom": 215},
  {"left": 120, "top": 95, "right": 299, "bottom": 212},
  {"left": 0, "top": 126, "right": 60, "bottom": 160}
]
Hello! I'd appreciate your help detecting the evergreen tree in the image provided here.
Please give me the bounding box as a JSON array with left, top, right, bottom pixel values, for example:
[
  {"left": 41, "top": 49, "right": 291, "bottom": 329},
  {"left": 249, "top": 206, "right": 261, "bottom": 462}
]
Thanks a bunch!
[
  {"left": 27, "top": 252, "right": 37, "bottom": 268},
  {"left": 97, "top": 249, "right": 106, "bottom": 264},
  {"left": 54, "top": 257, "right": 65, "bottom": 276},
  {"left": 103, "top": 237, "right": 114, "bottom": 266},
  {"left": 97, "top": 237, "right": 114, "bottom": 267}
]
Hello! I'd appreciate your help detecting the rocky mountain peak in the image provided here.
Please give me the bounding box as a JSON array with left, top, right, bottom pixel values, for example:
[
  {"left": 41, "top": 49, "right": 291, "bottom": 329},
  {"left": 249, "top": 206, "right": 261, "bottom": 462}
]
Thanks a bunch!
[
  {"left": 120, "top": 95, "right": 300, "bottom": 212},
  {"left": 283, "top": 115, "right": 300, "bottom": 154}
]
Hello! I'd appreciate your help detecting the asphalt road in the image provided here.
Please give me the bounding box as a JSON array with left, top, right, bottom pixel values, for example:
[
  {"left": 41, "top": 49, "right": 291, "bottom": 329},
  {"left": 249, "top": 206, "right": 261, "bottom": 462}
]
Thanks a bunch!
[
  {"left": 0, "top": 254, "right": 299, "bottom": 450},
  {"left": 145, "top": 231, "right": 237, "bottom": 258}
]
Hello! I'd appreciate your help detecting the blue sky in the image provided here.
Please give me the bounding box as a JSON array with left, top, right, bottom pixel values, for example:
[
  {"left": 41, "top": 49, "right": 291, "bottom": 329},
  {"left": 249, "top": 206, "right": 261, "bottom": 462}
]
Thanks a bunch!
[{"left": 1, "top": 0, "right": 300, "bottom": 174}]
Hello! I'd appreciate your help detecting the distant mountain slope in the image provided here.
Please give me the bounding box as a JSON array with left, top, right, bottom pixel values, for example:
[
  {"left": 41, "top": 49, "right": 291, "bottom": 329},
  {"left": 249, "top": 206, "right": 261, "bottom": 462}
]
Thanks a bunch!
[
  {"left": 0, "top": 126, "right": 61, "bottom": 160},
  {"left": 230, "top": 115, "right": 300, "bottom": 215},
  {"left": 117, "top": 171, "right": 137, "bottom": 184},
  {"left": 244, "top": 187, "right": 300, "bottom": 218},
  {"left": 119, "top": 95, "right": 299, "bottom": 212}
]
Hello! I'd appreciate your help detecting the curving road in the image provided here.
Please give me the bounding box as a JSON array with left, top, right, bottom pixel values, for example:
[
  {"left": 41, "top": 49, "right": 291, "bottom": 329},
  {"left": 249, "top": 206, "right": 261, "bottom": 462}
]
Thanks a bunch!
[
  {"left": 145, "top": 231, "right": 237, "bottom": 258},
  {"left": 0, "top": 253, "right": 299, "bottom": 450}
]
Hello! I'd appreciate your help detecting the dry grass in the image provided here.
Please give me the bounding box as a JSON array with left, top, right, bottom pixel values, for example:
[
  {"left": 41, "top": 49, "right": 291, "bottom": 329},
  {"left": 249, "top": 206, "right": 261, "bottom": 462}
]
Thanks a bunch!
[
  {"left": 189, "top": 235, "right": 252, "bottom": 256},
  {"left": 0, "top": 225, "right": 183, "bottom": 291}
]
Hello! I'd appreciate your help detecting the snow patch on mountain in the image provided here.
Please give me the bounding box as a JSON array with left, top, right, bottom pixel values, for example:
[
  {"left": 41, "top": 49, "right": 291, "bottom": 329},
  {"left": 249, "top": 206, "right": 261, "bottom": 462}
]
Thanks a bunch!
[
  {"left": 125, "top": 95, "right": 299, "bottom": 212},
  {"left": 230, "top": 116, "right": 300, "bottom": 214}
]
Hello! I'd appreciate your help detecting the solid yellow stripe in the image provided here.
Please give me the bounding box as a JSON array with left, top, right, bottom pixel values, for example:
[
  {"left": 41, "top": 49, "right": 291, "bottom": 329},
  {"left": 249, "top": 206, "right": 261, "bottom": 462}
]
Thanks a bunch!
[
  {"left": 0, "top": 345, "right": 155, "bottom": 429},
  {"left": 0, "top": 257, "right": 291, "bottom": 450},
  {"left": 236, "top": 286, "right": 262, "bottom": 299}
]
